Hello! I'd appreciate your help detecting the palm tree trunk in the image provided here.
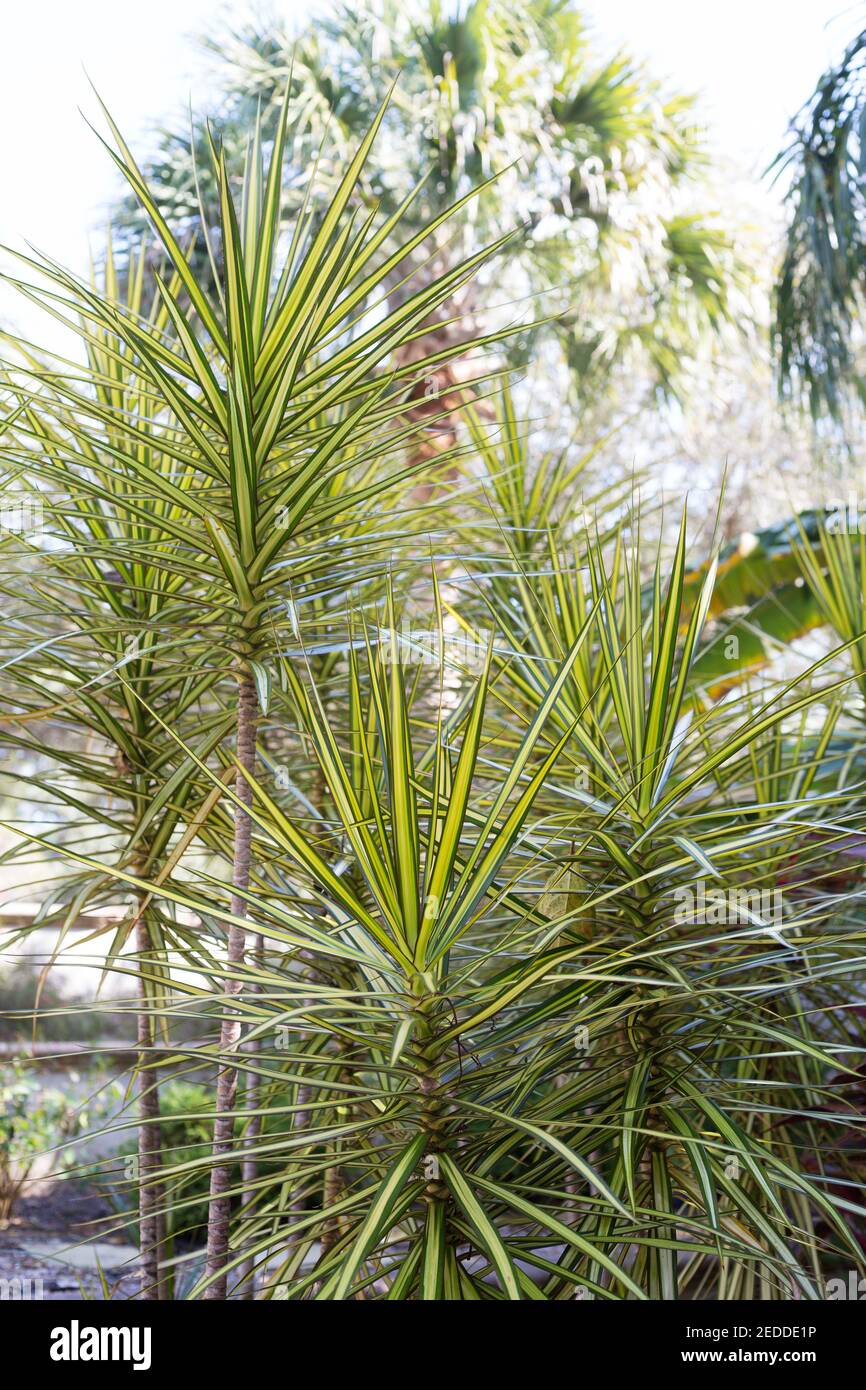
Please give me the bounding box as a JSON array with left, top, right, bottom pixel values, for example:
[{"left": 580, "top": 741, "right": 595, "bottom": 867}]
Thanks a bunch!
[
  {"left": 204, "top": 670, "right": 259, "bottom": 1299},
  {"left": 388, "top": 257, "right": 487, "bottom": 496}
]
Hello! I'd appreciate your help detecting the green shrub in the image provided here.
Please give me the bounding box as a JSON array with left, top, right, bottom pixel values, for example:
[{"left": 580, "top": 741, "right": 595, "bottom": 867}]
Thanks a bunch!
[{"left": 0, "top": 1062, "right": 82, "bottom": 1221}]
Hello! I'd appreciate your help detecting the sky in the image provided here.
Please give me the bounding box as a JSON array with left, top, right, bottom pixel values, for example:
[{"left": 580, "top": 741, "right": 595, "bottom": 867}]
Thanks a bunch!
[
  {"left": 0, "top": 0, "right": 861, "bottom": 347},
  {"left": 590, "top": 1, "right": 861, "bottom": 176}
]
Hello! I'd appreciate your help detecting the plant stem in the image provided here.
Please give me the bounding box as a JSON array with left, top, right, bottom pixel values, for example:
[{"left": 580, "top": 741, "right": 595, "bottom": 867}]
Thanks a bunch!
[
  {"left": 236, "top": 930, "right": 263, "bottom": 1299},
  {"left": 135, "top": 950, "right": 167, "bottom": 1295},
  {"left": 414, "top": 980, "right": 451, "bottom": 1298},
  {"left": 205, "top": 670, "right": 259, "bottom": 1299},
  {"left": 134, "top": 893, "right": 168, "bottom": 1300}
]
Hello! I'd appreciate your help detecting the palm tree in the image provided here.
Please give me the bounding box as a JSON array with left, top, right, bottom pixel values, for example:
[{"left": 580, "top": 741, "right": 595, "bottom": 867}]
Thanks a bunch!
[
  {"left": 772, "top": 22, "right": 866, "bottom": 419},
  {"left": 111, "top": 0, "right": 743, "bottom": 429}
]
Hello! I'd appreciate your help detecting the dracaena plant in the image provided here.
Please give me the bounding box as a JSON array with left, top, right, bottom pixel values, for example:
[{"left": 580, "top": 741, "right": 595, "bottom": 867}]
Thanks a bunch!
[
  {"left": 3, "top": 475, "right": 866, "bottom": 1297},
  {"left": 0, "top": 80, "right": 521, "bottom": 1297},
  {"left": 330, "top": 515, "right": 866, "bottom": 1299},
  {"left": 460, "top": 384, "right": 632, "bottom": 569},
  {"left": 96, "top": 602, "right": 598, "bottom": 1299},
  {"left": 0, "top": 245, "right": 240, "bottom": 1298},
  {"left": 792, "top": 519, "right": 866, "bottom": 716},
  {"left": 656, "top": 510, "right": 866, "bottom": 702},
  {"left": 93, "top": 521, "right": 866, "bottom": 1300},
  {"left": 1, "top": 71, "right": 865, "bottom": 1306}
]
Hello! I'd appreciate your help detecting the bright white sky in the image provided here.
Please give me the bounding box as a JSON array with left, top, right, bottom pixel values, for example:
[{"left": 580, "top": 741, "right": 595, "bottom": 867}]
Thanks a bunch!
[
  {"left": 591, "top": 0, "right": 861, "bottom": 174},
  {"left": 0, "top": 0, "right": 860, "bottom": 349}
]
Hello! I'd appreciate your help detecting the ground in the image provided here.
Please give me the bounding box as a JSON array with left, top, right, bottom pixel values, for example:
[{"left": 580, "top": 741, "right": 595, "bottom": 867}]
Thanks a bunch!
[{"left": 0, "top": 1177, "right": 140, "bottom": 1301}]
